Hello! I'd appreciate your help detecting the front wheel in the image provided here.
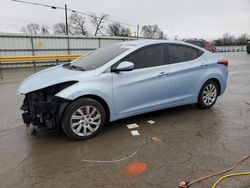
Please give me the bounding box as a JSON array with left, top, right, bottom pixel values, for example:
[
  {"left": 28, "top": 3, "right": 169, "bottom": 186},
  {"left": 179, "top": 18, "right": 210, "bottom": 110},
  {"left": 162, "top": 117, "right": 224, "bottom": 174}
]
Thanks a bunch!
[
  {"left": 62, "top": 98, "right": 106, "bottom": 140},
  {"left": 197, "top": 80, "right": 219, "bottom": 109}
]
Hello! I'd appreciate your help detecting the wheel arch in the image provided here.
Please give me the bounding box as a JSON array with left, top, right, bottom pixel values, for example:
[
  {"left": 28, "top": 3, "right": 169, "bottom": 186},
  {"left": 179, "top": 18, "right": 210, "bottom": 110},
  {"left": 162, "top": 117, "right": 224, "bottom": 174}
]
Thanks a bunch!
[
  {"left": 200, "top": 77, "right": 222, "bottom": 96},
  {"left": 207, "top": 78, "right": 221, "bottom": 96}
]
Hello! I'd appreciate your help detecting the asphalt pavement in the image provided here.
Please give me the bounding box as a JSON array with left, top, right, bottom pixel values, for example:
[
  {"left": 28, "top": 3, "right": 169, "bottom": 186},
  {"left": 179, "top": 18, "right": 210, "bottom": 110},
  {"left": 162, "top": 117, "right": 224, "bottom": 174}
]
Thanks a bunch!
[{"left": 0, "top": 52, "right": 250, "bottom": 188}]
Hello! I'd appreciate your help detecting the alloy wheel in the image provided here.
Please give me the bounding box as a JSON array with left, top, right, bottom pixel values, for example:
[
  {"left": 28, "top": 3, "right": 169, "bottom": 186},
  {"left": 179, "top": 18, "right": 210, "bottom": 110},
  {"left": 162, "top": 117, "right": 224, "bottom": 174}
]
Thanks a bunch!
[
  {"left": 202, "top": 84, "right": 217, "bottom": 106},
  {"left": 70, "top": 105, "right": 101, "bottom": 137}
]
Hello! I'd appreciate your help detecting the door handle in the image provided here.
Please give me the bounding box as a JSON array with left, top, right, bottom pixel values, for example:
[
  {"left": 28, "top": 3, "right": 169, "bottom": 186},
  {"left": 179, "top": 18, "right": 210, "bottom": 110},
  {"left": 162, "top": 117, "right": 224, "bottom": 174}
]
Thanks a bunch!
[
  {"left": 158, "top": 72, "right": 170, "bottom": 77},
  {"left": 200, "top": 63, "right": 208, "bottom": 68}
]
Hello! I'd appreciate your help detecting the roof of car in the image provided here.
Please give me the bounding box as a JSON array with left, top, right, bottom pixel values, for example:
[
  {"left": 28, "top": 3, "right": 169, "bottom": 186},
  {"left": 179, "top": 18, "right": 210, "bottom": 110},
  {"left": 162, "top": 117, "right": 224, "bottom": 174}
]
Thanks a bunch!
[{"left": 120, "top": 39, "right": 187, "bottom": 46}]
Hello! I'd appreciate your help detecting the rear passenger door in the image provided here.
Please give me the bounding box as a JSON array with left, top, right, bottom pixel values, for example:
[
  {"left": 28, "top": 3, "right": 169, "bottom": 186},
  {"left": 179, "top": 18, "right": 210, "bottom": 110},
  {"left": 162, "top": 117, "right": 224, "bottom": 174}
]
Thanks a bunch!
[{"left": 166, "top": 44, "right": 205, "bottom": 104}]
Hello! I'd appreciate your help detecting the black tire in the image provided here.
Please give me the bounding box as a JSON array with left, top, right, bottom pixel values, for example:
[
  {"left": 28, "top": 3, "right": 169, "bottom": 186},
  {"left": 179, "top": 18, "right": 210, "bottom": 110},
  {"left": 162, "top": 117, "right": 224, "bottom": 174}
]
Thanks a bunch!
[
  {"left": 62, "top": 98, "right": 106, "bottom": 140},
  {"left": 197, "top": 80, "right": 219, "bottom": 109}
]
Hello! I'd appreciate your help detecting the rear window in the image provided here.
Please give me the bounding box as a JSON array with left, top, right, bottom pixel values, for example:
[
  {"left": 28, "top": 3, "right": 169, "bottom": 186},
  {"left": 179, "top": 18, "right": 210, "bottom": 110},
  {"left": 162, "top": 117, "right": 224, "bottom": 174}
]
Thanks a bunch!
[{"left": 167, "top": 44, "right": 204, "bottom": 64}]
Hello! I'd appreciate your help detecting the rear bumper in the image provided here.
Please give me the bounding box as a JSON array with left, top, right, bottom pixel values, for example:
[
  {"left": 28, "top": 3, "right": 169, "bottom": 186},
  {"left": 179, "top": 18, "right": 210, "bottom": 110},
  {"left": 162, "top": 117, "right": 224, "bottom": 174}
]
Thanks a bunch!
[{"left": 220, "top": 81, "right": 227, "bottom": 96}]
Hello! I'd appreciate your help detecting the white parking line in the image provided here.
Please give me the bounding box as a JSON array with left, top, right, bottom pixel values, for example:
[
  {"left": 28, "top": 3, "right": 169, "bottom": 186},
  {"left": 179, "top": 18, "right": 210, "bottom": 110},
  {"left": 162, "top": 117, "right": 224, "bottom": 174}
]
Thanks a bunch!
[
  {"left": 126, "top": 123, "right": 139, "bottom": 129},
  {"left": 147, "top": 120, "right": 155, "bottom": 125},
  {"left": 131, "top": 130, "right": 140, "bottom": 136}
]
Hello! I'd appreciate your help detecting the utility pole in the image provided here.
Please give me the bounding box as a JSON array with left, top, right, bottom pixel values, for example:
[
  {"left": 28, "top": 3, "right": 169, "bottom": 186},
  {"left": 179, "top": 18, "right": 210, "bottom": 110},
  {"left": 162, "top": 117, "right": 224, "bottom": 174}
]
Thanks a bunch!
[
  {"left": 65, "top": 4, "right": 69, "bottom": 35},
  {"left": 12, "top": 0, "right": 137, "bottom": 35}
]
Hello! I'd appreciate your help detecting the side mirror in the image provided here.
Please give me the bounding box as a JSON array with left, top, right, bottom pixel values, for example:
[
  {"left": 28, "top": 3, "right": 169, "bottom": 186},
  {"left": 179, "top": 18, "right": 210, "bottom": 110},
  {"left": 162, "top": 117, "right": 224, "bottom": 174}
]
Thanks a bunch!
[{"left": 114, "top": 61, "right": 134, "bottom": 72}]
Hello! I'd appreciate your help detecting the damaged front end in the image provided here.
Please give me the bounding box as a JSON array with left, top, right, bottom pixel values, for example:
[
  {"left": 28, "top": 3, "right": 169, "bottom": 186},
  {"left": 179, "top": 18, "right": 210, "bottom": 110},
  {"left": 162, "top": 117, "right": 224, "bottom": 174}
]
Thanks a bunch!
[{"left": 20, "top": 81, "right": 77, "bottom": 130}]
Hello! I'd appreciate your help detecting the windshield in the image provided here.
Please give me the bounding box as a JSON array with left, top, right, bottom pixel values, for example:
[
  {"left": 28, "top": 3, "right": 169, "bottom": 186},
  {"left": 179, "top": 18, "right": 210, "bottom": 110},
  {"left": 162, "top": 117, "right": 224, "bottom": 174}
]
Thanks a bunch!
[{"left": 69, "top": 44, "right": 132, "bottom": 70}]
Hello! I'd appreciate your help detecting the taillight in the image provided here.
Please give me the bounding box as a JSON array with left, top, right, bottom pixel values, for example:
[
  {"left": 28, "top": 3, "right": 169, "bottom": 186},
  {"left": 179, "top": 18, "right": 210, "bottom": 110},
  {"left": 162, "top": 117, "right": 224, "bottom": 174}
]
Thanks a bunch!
[{"left": 217, "top": 59, "right": 228, "bottom": 67}]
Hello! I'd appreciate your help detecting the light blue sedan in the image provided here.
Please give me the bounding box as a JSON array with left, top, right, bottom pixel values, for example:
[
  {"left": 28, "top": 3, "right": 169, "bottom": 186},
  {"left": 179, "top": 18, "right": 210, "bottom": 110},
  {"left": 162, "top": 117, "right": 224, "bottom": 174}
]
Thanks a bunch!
[{"left": 18, "top": 40, "right": 228, "bottom": 140}]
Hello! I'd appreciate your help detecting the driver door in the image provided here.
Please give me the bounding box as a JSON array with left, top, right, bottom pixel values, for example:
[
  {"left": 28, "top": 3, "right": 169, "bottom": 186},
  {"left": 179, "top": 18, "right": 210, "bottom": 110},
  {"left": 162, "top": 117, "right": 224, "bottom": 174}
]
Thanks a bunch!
[{"left": 112, "top": 44, "right": 171, "bottom": 118}]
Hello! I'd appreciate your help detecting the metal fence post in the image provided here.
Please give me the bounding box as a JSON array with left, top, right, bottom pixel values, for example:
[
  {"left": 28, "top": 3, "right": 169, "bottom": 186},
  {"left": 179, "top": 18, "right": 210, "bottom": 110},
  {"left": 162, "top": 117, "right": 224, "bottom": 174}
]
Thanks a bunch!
[
  {"left": 0, "top": 61, "right": 3, "bottom": 80},
  {"left": 30, "top": 35, "right": 36, "bottom": 72},
  {"left": 67, "top": 35, "right": 70, "bottom": 55},
  {"left": 98, "top": 37, "right": 101, "bottom": 48}
]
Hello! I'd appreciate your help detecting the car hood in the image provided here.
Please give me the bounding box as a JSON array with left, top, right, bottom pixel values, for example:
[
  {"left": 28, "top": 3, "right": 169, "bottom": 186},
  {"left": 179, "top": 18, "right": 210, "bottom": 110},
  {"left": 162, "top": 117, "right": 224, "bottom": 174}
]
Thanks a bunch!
[{"left": 18, "top": 65, "right": 94, "bottom": 94}]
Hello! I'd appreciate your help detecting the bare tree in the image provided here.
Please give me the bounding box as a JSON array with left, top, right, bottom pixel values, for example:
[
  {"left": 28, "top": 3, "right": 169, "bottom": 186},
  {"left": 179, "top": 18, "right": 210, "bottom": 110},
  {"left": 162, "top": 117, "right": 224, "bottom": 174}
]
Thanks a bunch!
[
  {"left": 41, "top": 25, "right": 50, "bottom": 35},
  {"left": 237, "top": 33, "right": 248, "bottom": 45},
  {"left": 158, "top": 31, "right": 167, "bottom": 39},
  {"left": 141, "top": 25, "right": 165, "bottom": 39},
  {"left": 53, "top": 23, "right": 67, "bottom": 34},
  {"left": 222, "top": 33, "right": 235, "bottom": 45},
  {"left": 107, "top": 23, "right": 130, "bottom": 37},
  {"left": 21, "top": 23, "right": 40, "bottom": 35},
  {"left": 69, "top": 13, "right": 88, "bottom": 35},
  {"left": 213, "top": 33, "right": 249, "bottom": 46},
  {"left": 89, "top": 12, "right": 109, "bottom": 36}
]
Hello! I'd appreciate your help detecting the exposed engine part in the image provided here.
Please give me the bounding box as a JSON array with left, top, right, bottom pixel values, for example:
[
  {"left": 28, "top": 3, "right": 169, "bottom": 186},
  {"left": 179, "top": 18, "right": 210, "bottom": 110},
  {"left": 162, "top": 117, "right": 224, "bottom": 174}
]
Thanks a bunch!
[{"left": 20, "top": 81, "right": 77, "bottom": 131}]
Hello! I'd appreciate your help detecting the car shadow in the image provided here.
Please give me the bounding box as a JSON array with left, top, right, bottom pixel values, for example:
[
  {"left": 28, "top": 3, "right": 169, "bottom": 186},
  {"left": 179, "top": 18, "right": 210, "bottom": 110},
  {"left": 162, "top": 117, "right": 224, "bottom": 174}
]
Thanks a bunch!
[
  {"left": 34, "top": 104, "right": 202, "bottom": 141},
  {"left": 102, "top": 104, "right": 200, "bottom": 133}
]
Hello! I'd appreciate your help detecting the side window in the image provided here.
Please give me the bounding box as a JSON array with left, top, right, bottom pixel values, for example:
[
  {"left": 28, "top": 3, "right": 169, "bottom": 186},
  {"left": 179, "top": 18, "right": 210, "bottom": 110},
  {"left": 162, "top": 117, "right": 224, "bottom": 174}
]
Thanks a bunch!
[
  {"left": 123, "top": 45, "right": 165, "bottom": 69},
  {"left": 167, "top": 44, "right": 203, "bottom": 64}
]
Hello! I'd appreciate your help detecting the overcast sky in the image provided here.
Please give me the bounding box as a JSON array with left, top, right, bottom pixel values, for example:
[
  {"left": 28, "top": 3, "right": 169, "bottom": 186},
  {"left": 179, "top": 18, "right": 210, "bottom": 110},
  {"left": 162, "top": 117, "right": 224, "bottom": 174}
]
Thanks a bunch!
[{"left": 0, "top": 0, "right": 249, "bottom": 40}]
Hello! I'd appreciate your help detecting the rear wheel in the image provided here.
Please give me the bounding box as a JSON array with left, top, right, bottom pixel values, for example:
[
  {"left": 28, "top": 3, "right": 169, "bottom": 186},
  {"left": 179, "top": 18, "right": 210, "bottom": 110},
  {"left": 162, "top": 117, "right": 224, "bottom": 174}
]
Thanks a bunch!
[
  {"left": 62, "top": 98, "right": 106, "bottom": 140},
  {"left": 197, "top": 80, "right": 219, "bottom": 109}
]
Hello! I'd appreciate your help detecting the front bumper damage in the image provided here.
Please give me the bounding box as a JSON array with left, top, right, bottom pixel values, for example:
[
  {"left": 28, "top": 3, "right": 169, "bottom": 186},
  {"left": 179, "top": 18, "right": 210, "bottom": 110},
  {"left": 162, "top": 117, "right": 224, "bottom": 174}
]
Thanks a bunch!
[
  {"left": 22, "top": 95, "right": 58, "bottom": 129},
  {"left": 20, "top": 82, "right": 77, "bottom": 132}
]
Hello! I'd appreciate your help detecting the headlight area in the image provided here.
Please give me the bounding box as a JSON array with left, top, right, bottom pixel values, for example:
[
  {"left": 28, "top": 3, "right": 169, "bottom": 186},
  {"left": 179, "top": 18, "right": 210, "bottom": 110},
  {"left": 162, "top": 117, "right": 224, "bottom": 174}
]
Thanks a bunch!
[{"left": 20, "top": 81, "right": 77, "bottom": 130}]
